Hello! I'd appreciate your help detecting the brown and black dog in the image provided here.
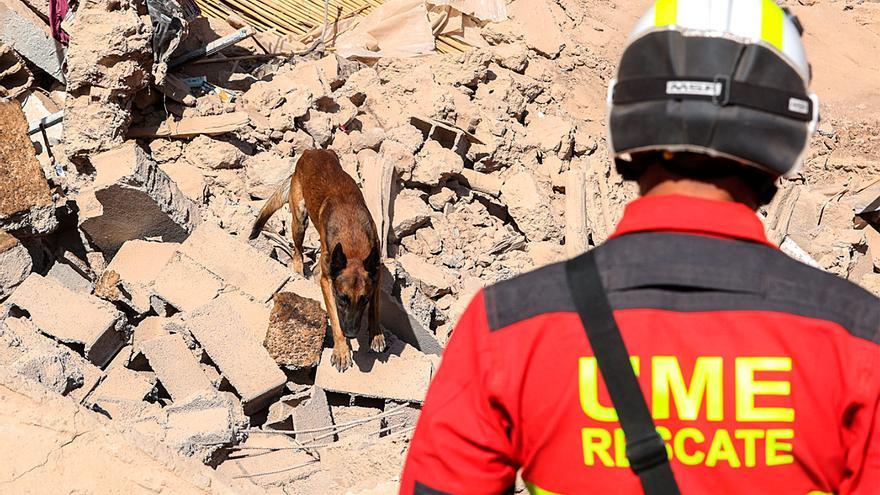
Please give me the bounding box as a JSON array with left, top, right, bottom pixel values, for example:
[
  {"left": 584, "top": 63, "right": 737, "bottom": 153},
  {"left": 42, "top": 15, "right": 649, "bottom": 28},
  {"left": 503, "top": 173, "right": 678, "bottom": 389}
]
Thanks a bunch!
[{"left": 250, "top": 149, "right": 383, "bottom": 371}]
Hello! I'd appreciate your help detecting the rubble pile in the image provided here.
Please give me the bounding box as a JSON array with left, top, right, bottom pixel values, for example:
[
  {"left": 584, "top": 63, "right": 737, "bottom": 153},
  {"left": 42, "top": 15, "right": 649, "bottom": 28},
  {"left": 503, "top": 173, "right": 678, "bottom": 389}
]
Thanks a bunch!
[{"left": 1, "top": 0, "right": 878, "bottom": 493}]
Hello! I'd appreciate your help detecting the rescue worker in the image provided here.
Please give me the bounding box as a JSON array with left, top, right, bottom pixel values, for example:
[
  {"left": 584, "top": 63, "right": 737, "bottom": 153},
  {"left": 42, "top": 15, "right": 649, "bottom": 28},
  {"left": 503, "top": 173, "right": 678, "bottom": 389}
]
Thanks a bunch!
[{"left": 400, "top": 0, "right": 880, "bottom": 494}]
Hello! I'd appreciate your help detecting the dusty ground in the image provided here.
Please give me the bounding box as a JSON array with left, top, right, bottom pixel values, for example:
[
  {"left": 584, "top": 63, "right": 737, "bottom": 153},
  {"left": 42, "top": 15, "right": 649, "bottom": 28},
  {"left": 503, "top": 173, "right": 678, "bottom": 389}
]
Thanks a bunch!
[{"left": 0, "top": 0, "right": 878, "bottom": 493}]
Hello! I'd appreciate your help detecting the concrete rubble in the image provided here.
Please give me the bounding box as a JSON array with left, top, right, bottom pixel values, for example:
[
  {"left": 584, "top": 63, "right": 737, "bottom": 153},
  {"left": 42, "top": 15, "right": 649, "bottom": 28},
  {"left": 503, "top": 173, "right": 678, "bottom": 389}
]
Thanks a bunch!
[{"left": 0, "top": 0, "right": 876, "bottom": 492}]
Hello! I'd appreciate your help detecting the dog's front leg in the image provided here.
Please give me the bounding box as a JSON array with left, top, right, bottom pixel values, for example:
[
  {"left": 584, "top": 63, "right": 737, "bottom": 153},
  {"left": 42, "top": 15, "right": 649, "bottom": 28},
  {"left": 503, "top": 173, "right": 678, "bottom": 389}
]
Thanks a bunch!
[
  {"left": 320, "top": 272, "right": 352, "bottom": 372},
  {"left": 368, "top": 275, "right": 385, "bottom": 353}
]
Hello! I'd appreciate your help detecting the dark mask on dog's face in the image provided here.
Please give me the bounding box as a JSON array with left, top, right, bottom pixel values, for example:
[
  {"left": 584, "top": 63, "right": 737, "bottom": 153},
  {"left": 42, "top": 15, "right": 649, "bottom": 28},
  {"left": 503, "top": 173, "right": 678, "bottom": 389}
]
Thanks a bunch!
[{"left": 330, "top": 243, "right": 380, "bottom": 338}]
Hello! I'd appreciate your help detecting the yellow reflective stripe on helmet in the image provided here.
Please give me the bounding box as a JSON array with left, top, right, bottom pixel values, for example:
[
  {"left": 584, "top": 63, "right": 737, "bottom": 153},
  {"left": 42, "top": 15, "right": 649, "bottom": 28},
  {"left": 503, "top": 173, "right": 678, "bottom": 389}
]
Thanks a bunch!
[
  {"left": 654, "top": 0, "right": 677, "bottom": 26},
  {"left": 760, "top": 0, "right": 784, "bottom": 50},
  {"left": 525, "top": 481, "right": 562, "bottom": 495}
]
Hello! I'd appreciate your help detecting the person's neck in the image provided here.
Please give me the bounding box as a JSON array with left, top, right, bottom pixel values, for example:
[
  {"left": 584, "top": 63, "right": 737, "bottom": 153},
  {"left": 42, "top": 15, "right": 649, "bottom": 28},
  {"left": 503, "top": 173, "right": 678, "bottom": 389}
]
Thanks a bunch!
[{"left": 638, "top": 166, "right": 761, "bottom": 210}]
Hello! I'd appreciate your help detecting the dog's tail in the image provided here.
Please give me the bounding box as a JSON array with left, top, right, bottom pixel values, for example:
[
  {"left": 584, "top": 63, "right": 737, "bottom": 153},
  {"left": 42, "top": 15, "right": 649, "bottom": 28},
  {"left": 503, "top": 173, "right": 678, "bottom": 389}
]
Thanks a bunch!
[{"left": 249, "top": 175, "right": 292, "bottom": 240}]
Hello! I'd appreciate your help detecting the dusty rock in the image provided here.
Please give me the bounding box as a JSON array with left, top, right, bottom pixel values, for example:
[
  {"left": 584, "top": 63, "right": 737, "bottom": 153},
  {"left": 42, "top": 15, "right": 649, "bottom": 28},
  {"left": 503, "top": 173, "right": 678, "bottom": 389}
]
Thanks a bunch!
[
  {"left": 0, "top": 1, "right": 65, "bottom": 82},
  {"left": 410, "top": 140, "right": 464, "bottom": 187},
  {"left": 292, "top": 386, "right": 334, "bottom": 443},
  {"left": 459, "top": 169, "right": 502, "bottom": 197},
  {"left": 164, "top": 391, "right": 249, "bottom": 463},
  {"left": 507, "top": 0, "right": 564, "bottom": 57},
  {"left": 526, "top": 113, "right": 575, "bottom": 159},
  {"left": 0, "top": 101, "right": 57, "bottom": 235},
  {"left": 153, "top": 252, "right": 223, "bottom": 313},
  {"left": 380, "top": 139, "right": 416, "bottom": 180},
  {"left": 564, "top": 166, "right": 589, "bottom": 256},
  {"left": 139, "top": 326, "right": 216, "bottom": 402},
  {"left": 0, "top": 371, "right": 254, "bottom": 494},
  {"left": 216, "top": 434, "right": 319, "bottom": 487},
  {"left": 46, "top": 261, "right": 92, "bottom": 294},
  {"left": 77, "top": 142, "right": 199, "bottom": 256},
  {"left": 398, "top": 253, "right": 453, "bottom": 297},
  {"left": 315, "top": 336, "right": 435, "bottom": 403},
  {"left": 63, "top": 7, "right": 151, "bottom": 160},
  {"left": 0, "top": 231, "right": 32, "bottom": 299},
  {"left": 351, "top": 127, "right": 386, "bottom": 152},
  {"left": 501, "top": 171, "right": 561, "bottom": 242},
  {"left": 264, "top": 292, "right": 328, "bottom": 369},
  {"left": 392, "top": 189, "right": 432, "bottom": 239},
  {"left": 360, "top": 148, "right": 394, "bottom": 256},
  {"left": 104, "top": 240, "right": 179, "bottom": 313},
  {"left": 1, "top": 316, "right": 84, "bottom": 396},
  {"left": 90, "top": 362, "right": 156, "bottom": 405},
  {"left": 386, "top": 124, "right": 425, "bottom": 154},
  {"left": 149, "top": 139, "right": 184, "bottom": 163},
  {"left": 302, "top": 110, "right": 335, "bottom": 146},
  {"left": 492, "top": 42, "right": 529, "bottom": 73},
  {"left": 178, "top": 223, "right": 290, "bottom": 303},
  {"left": 189, "top": 295, "right": 286, "bottom": 414},
  {"left": 245, "top": 151, "right": 292, "bottom": 199},
  {"left": 8, "top": 273, "right": 125, "bottom": 367},
  {"left": 160, "top": 162, "right": 208, "bottom": 203},
  {"left": 185, "top": 135, "right": 245, "bottom": 170}
]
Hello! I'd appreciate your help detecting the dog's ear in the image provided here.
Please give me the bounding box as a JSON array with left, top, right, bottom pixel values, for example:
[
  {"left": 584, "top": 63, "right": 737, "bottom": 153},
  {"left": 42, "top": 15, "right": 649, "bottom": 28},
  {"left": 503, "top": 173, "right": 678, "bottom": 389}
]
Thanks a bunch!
[
  {"left": 330, "top": 243, "right": 347, "bottom": 279},
  {"left": 364, "top": 246, "right": 380, "bottom": 279}
]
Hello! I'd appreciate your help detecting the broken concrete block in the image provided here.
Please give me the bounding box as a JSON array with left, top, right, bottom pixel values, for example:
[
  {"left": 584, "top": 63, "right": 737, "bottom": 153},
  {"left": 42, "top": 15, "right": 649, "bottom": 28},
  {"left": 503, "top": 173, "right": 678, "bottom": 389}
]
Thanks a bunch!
[
  {"left": 281, "top": 277, "right": 325, "bottom": 306},
  {"left": 245, "top": 152, "right": 292, "bottom": 200},
  {"left": 0, "top": 230, "right": 32, "bottom": 299},
  {"left": 185, "top": 135, "right": 245, "bottom": 170},
  {"left": 63, "top": 8, "right": 151, "bottom": 160},
  {"left": 0, "top": 0, "right": 65, "bottom": 82},
  {"left": 46, "top": 261, "right": 92, "bottom": 294},
  {"left": 392, "top": 189, "right": 432, "bottom": 239},
  {"left": 387, "top": 124, "right": 425, "bottom": 154},
  {"left": 0, "top": 369, "right": 255, "bottom": 494},
  {"left": 315, "top": 337, "right": 434, "bottom": 403},
  {"left": 459, "top": 169, "right": 502, "bottom": 198},
  {"left": 508, "top": 0, "right": 564, "bottom": 57},
  {"left": 164, "top": 391, "right": 249, "bottom": 463},
  {"left": 410, "top": 140, "right": 464, "bottom": 187},
  {"left": 526, "top": 113, "right": 574, "bottom": 159},
  {"left": 139, "top": 330, "right": 215, "bottom": 402},
  {"left": 8, "top": 273, "right": 125, "bottom": 367},
  {"left": 301, "top": 110, "right": 334, "bottom": 146},
  {"left": 0, "top": 315, "right": 105, "bottom": 402},
  {"left": 380, "top": 139, "right": 416, "bottom": 179},
  {"left": 189, "top": 295, "right": 286, "bottom": 414},
  {"left": 179, "top": 223, "right": 290, "bottom": 303},
  {"left": 360, "top": 148, "right": 394, "bottom": 257},
  {"left": 77, "top": 142, "right": 198, "bottom": 256},
  {"left": 350, "top": 127, "right": 386, "bottom": 152},
  {"left": 1, "top": 316, "right": 84, "bottom": 395},
  {"left": 264, "top": 292, "right": 327, "bottom": 369},
  {"left": 159, "top": 162, "right": 207, "bottom": 203},
  {"left": 105, "top": 240, "right": 180, "bottom": 313},
  {"left": 90, "top": 362, "right": 156, "bottom": 405},
  {"left": 153, "top": 252, "right": 222, "bottom": 313},
  {"left": 397, "top": 253, "right": 453, "bottom": 298},
  {"left": 0, "top": 100, "right": 57, "bottom": 236},
  {"left": 216, "top": 434, "right": 319, "bottom": 488},
  {"left": 292, "top": 386, "right": 333, "bottom": 444},
  {"left": 501, "top": 171, "right": 561, "bottom": 242},
  {"left": 0, "top": 42, "right": 32, "bottom": 99}
]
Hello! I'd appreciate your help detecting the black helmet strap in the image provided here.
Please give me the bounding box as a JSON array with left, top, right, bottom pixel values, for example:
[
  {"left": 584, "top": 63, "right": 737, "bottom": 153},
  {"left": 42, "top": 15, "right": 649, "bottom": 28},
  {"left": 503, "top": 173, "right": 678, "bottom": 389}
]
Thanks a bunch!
[{"left": 612, "top": 76, "right": 813, "bottom": 122}]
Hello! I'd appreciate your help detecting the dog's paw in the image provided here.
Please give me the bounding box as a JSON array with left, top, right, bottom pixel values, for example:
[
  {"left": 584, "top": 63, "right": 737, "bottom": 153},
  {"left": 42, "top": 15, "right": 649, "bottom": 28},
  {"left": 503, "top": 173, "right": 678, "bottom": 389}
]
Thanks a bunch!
[
  {"left": 370, "top": 333, "right": 387, "bottom": 353},
  {"left": 331, "top": 345, "right": 353, "bottom": 372}
]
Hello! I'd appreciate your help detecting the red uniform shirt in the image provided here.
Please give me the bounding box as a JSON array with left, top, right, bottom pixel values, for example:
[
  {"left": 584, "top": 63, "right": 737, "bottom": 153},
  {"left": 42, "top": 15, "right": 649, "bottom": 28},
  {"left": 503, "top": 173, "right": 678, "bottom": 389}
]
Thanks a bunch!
[{"left": 401, "top": 195, "right": 880, "bottom": 495}]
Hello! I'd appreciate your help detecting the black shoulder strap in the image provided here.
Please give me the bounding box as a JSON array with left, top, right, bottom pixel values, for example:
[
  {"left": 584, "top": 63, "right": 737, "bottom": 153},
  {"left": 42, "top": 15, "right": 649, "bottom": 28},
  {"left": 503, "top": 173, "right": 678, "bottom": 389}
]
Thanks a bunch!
[{"left": 565, "top": 251, "right": 681, "bottom": 495}]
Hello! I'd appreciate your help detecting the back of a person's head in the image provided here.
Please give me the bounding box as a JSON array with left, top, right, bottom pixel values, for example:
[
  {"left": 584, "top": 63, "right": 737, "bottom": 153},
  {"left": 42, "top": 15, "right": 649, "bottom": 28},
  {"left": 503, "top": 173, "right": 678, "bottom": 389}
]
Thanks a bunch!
[{"left": 606, "top": 0, "right": 819, "bottom": 199}]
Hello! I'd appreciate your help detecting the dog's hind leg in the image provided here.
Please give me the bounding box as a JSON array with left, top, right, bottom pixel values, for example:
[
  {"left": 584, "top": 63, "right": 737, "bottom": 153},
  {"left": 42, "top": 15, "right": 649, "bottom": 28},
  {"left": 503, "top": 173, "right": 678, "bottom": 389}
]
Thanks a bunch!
[{"left": 288, "top": 176, "right": 309, "bottom": 276}]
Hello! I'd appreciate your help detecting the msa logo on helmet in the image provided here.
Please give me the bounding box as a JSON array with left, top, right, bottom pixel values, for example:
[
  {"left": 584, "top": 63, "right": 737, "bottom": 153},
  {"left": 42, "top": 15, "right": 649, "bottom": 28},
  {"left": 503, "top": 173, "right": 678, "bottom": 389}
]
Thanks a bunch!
[
  {"left": 666, "top": 80, "right": 721, "bottom": 97},
  {"left": 788, "top": 98, "right": 810, "bottom": 115}
]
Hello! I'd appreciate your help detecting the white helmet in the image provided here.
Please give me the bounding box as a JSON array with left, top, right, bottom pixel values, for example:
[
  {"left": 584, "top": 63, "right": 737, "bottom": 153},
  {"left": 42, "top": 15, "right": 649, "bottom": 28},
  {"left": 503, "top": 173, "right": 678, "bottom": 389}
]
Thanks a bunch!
[{"left": 608, "top": 0, "right": 819, "bottom": 178}]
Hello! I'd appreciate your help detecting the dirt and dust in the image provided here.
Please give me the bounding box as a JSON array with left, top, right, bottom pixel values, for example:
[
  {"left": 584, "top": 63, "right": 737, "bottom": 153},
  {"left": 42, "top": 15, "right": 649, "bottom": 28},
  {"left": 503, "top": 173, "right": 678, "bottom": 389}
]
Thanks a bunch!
[{"left": 0, "top": 0, "right": 878, "bottom": 493}]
